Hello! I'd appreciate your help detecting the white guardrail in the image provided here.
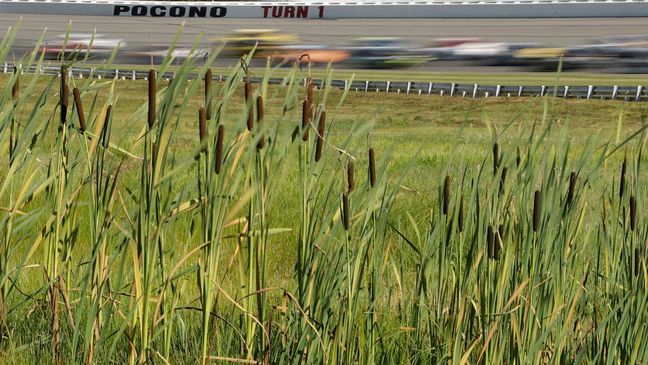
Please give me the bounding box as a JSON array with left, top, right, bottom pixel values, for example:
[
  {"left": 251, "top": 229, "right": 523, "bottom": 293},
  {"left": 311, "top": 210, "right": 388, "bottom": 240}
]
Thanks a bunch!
[
  {"left": 5, "top": 62, "right": 647, "bottom": 101},
  {"left": 1, "top": 0, "right": 648, "bottom": 18}
]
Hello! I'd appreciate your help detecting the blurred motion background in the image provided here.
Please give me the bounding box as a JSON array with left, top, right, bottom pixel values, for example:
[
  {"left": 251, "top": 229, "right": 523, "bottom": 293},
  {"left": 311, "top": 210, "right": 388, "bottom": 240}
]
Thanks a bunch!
[{"left": 6, "top": 14, "right": 648, "bottom": 73}]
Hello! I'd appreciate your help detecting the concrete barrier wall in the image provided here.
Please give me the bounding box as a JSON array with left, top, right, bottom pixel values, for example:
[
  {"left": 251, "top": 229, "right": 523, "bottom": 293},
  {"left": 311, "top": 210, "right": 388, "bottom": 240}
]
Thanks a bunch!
[{"left": 1, "top": 0, "right": 648, "bottom": 18}]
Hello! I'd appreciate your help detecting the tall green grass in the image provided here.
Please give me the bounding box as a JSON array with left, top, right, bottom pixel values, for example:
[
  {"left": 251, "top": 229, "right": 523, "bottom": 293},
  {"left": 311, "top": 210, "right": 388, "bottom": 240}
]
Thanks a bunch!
[{"left": 0, "top": 29, "right": 646, "bottom": 364}]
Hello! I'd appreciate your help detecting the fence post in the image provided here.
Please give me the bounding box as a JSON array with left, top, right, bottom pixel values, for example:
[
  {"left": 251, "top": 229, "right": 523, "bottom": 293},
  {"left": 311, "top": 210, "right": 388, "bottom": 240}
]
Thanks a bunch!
[
  {"left": 485, "top": 92, "right": 489, "bottom": 98},
  {"left": 428, "top": 82, "right": 433, "bottom": 94},
  {"left": 635, "top": 86, "right": 643, "bottom": 102},
  {"left": 563, "top": 86, "right": 569, "bottom": 98},
  {"left": 611, "top": 85, "right": 618, "bottom": 99},
  {"left": 518, "top": 86, "right": 523, "bottom": 97},
  {"left": 587, "top": 85, "right": 594, "bottom": 100},
  {"left": 472, "top": 83, "right": 478, "bottom": 98},
  {"left": 450, "top": 83, "right": 456, "bottom": 96},
  {"left": 495, "top": 85, "right": 501, "bottom": 97},
  {"left": 540, "top": 85, "right": 546, "bottom": 96},
  {"left": 462, "top": 91, "right": 466, "bottom": 97},
  {"left": 406, "top": 81, "right": 411, "bottom": 94},
  {"left": 3, "top": 62, "right": 7, "bottom": 73},
  {"left": 386, "top": 81, "right": 391, "bottom": 93},
  {"left": 365, "top": 80, "right": 369, "bottom": 92}
]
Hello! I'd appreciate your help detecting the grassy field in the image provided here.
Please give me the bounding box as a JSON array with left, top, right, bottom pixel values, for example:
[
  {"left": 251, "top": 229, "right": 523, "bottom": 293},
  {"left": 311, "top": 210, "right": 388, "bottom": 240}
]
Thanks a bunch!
[{"left": 1, "top": 50, "right": 647, "bottom": 364}]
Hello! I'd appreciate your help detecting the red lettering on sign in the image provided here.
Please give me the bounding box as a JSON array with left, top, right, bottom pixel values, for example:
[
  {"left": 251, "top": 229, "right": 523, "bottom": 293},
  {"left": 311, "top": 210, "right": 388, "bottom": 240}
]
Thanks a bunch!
[
  {"left": 262, "top": 6, "right": 312, "bottom": 18},
  {"left": 297, "top": 6, "right": 308, "bottom": 18}
]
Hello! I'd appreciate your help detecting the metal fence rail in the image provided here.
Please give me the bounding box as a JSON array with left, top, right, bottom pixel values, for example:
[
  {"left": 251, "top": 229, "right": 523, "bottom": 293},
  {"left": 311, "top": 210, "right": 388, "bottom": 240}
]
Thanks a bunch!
[{"left": 6, "top": 63, "right": 646, "bottom": 101}]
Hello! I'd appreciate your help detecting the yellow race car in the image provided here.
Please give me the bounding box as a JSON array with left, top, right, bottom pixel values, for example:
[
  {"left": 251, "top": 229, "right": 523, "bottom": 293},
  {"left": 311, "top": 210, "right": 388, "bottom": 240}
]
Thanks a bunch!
[{"left": 217, "top": 29, "right": 299, "bottom": 58}]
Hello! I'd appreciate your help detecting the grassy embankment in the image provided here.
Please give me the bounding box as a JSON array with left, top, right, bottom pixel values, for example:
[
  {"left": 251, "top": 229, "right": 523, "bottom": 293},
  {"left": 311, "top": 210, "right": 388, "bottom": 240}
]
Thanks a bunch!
[{"left": 1, "top": 50, "right": 647, "bottom": 363}]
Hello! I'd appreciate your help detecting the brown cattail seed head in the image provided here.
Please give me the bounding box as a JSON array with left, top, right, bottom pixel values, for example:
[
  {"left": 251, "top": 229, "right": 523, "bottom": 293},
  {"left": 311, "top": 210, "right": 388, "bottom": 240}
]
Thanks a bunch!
[
  {"left": 205, "top": 68, "right": 212, "bottom": 120},
  {"left": 493, "top": 142, "right": 500, "bottom": 175},
  {"left": 199, "top": 107, "right": 207, "bottom": 148},
  {"left": 347, "top": 161, "right": 355, "bottom": 193},
  {"left": 12, "top": 66, "right": 19, "bottom": 103},
  {"left": 315, "top": 110, "right": 326, "bottom": 162},
  {"left": 73, "top": 87, "right": 86, "bottom": 132},
  {"left": 301, "top": 100, "right": 311, "bottom": 141},
  {"left": 533, "top": 190, "right": 541, "bottom": 232},
  {"left": 245, "top": 80, "right": 252, "bottom": 102},
  {"left": 60, "top": 84, "right": 69, "bottom": 125},
  {"left": 620, "top": 155, "right": 627, "bottom": 198},
  {"left": 368, "top": 148, "right": 376, "bottom": 188},
  {"left": 306, "top": 77, "right": 314, "bottom": 102},
  {"left": 635, "top": 248, "right": 641, "bottom": 277},
  {"left": 630, "top": 195, "right": 637, "bottom": 231},
  {"left": 499, "top": 167, "right": 508, "bottom": 196},
  {"left": 458, "top": 196, "right": 464, "bottom": 232},
  {"left": 567, "top": 172, "right": 576, "bottom": 206},
  {"left": 102, "top": 105, "right": 112, "bottom": 148},
  {"left": 516, "top": 146, "right": 521, "bottom": 167},
  {"left": 148, "top": 69, "right": 156, "bottom": 128},
  {"left": 487, "top": 225, "right": 495, "bottom": 259},
  {"left": 443, "top": 175, "right": 451, "bottom": 215},
  {"left": 215, "top": 125, "right": 224, "bottom": 174},
  {"left": 342, "top": 193, "right": 350, "bottom": 231},
  {"left": 256, "top": 95, "right": 265, "bottom": 150}
]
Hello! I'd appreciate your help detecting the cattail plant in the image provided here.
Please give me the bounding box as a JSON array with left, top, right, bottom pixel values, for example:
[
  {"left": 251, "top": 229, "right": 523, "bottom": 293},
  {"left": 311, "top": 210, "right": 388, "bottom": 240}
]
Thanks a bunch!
[
  {"left": 245, "top": 80, "right": 253, "bottom": 130},
  {"left": 368, "top": 148, "right": 376, "bottom": 188},
  {"left": 215, "top": 125, "right": 224, "bottom": 174},
  {"left": 630, "top": 195, "right": 637, "bottom": 231},
  {"left": 306, "top": 77, "right": 314, "bottom": 103},
  {"left": 342, "top": 192, "right": 350, "bottom": 231},
  {"left": 72, "top": 88, "right": 86, "bottom": 132},
  {"left": 635, "top": 248, "right": 641, "bottom": 277},
  {"left": 205, "top": 68, "right": 212, "bottom": 120},
  {"left": 516, "top": 146, "right": 521, "bottom": 167},
  {"left": 493, "top": 142, "right": 500, "bottom": 175},
  {"left": 499, "top": 167, "right": 507, "bottom": 196},
  {"left": 496, "top": 224, "right": 503, "bottom": 260},
  {"left": 533, "top": 190, "right": 541, "bottom": 232},
  {"left": 60, "top": 65, "right": 68, "bottom": 125},
  {"left": 620, "top": 154, "right": 627, "bottom": 198},
  {"left": 12, "top": 66, "right": 19, "bottom": 101},
  {"left": 458, "top": 196, "right": 464, "bottom": 232},
  {"left": 301, "top": 100, "right": 311, "bottom": 141},
  {"left": 152, "top": 141, "right": 158, "bottom": 169},
  {"left": 567, "top": 171, "right": 576, "bottom": 206},
  {"left": 199, "top": 107, "right": 207, "bottom": 152},
  {"left": 256, "top": 95, "right": 264, "bottom": 150},
  {"left": 148, "top": 69, "right": 156, "bottom": 129},
  {"left": 487, "top": 225, "right": 495, "bottom": 259},
  {"left": 102, "top": 105, "right": 112, "bottom": 149},
  {"left": 9, "top": 66, "right": 18, "bottom": 161},
  {"left": 443, "top": 175, "right": 451, "bottom": 215},
  {"left": 347, "top": 161, "right": 355, "bottom": 193},
  {"left": 315, "top": 110, "right": 326, "bottom": 162}
]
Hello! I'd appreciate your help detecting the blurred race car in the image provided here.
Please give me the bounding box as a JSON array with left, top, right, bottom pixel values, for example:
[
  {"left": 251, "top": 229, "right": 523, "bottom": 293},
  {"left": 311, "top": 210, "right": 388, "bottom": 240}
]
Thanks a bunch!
[
  {"left": 217, "top": 29, "right": 299, "bottom": 58},
  {"left": 270, "top": 44, "right": 350, "bottom": 65},
  {"left": 344, "top": 37, "right": 432, "bottom": 69},
  {"left": 40, "top": 34, "right": 126, "bottom": 60},
  {"left": 125, "top": 44, "right": 208, "bottom": 64}
]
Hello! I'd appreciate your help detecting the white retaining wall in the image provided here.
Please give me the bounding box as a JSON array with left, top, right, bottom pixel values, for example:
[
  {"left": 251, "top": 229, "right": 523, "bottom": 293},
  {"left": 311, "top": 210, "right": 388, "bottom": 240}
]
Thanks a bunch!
[{"left": 0, "top": 0, "right": 648, "bottom": 18}]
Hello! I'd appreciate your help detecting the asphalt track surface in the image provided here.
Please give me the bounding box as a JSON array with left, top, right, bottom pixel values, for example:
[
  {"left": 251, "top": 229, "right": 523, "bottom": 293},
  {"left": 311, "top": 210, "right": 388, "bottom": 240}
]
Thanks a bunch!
[{"left": 2, "top": 14, "right": 648, "bottom": 69}]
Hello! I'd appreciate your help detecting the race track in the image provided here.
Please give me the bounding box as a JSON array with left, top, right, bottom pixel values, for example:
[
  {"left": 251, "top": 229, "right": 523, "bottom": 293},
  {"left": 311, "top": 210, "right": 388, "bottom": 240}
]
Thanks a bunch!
[{"left": 2, "top": 14, "right": 648, "bottom": 69}]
